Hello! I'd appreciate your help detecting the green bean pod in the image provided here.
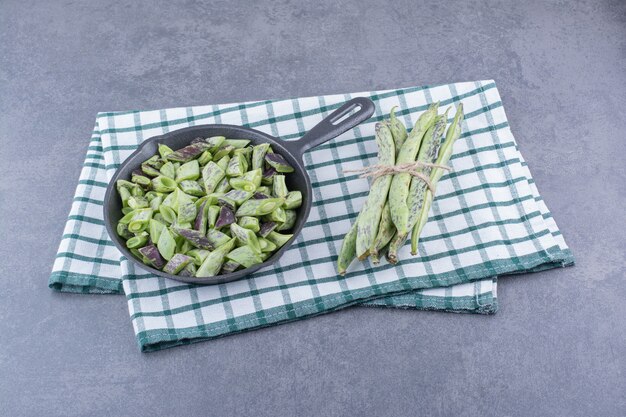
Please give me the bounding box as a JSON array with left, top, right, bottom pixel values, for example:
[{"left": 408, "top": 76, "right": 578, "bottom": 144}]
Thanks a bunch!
[
  {"left": 388, "top": 106, "right": 408, "bottom": 153},
  {"left": 220, "top": 260, "right": 240, "bottom": 274},
  {"left": 411, "top": 104, "right": 464, "bottom": 254},
  {"left": 159, "top": 205, "right": 176, "bottom": 224},
  {"left": 355, "top": 123, "right": 395, "bottom": 259},
  {"left": 387, "top": 111, "right": 448, "bottom": 263},
  {"left": 126, "top": 232, "right": 149, "bottom": 249},
  {"left": 370, "top": 202, "right": 395, "bottom": 264},
  {"left": 179, "top": 262, "right": 198, "bottom": 277},
  {"left": 117, "top": 222, "right": 133, "bottom": 239},
  {"left": 337, "top": 214, "right": 360, "bottom": 275},
  {"left": 176, "top": 191, "right": 197, "bottom": 224},
  {"left": 118, "top": 186, "right": 132, "bottom": 208},
  {"left": 388, "top": 102, "right": 439, "bottom": 235},
  {"left": 128, "top": 196, "right": 149, "bottom": 210},
  {"left": 216, "top": 155, "right": 230, "bottom": 171}
]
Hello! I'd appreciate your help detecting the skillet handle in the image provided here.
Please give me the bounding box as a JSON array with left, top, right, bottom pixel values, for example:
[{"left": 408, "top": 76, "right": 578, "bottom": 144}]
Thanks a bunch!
[{"left": 284, "top": 97, "right": 375, "bottom": 158}]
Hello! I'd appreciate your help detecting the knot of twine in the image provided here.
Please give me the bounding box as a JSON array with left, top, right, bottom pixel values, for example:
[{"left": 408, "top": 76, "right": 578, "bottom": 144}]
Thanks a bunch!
[{"left": 344, "top": 161, "right": 451, "bottom": 193}]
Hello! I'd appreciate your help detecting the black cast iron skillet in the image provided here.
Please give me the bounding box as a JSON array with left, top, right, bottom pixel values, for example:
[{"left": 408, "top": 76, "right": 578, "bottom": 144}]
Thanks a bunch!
[{"left": 103, "top": 97, "right": 375, "bottom": 285}]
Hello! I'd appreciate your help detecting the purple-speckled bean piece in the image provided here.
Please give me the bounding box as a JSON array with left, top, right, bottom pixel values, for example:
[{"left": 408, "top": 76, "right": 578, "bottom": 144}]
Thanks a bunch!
[
  {"left": 138, "top": 244, "right": 165, "bottom": 269},
  {"left": 174, "top": 227, "right": 214, "bottom": 250},
  {"left": 215, "top": 206, "right": 235, "bottom": 229},
  {"left": 264, "top": 153, "right": 294, "bottom": 173}
]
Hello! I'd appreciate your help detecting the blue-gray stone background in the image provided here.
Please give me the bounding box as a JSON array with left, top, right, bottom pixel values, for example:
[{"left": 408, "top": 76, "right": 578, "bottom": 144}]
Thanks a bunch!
[{"left": 0, "top": 1, "right": 624, "bottom": 416}]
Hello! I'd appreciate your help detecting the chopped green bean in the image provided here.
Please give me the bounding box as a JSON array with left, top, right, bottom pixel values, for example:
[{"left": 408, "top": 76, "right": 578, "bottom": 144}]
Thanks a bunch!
[
  {"left": 238, "top": 216, "right": 260, "bottom": 233},
  {"left": 252, "top": 143, "right": 271, "bottom": 170},
  {"left": 206, "top": 229, "right": 231, "bottom": 247},
  {"left": 149, "top": 218, "right": 166, "bottom": 244},
  {"left": 236, "top": 198, "right": 284, "bottom": 217},
  {"left": 163, "top": 254, "right": 193, "bottom": 274},
  {"left": 265, "top": 153, "right": 294, "bottom": 173},
  {"left": 196, "top": 238, "right": 236, "bottom": 277},
  {"left": 156, "top": 228, "right": 176, "bottom": 261},
  {"left": 158, "top": 144, "right": 174, "bottom": 159},
  {"left": 166, "top": 142, "right": 210, "bottom": 162},
  {"left": 160, "top": 161, "right": 176, "bottom": 179},
  {"left": 226, "top": 153, "right": 247, "bottom": 177},
  {"left": 151, "top": 176, "right": 177, "bottom": 193},
  {"left": 230, "top": 223, "right": 261, "bottom": 253},
  {"left": 224, "top": 139, "right": 251, "bottom": 148},
  {"left": 197, "top": 150, "right": 213, "bottom": 166},
  {"left": 273, "top": 175, "right": 288, "bottom": 198},
  {"left": 201, "top": 161, "right": 225, "bottom": 194},
  {"left": 179, "top": 180, "right": 205, "bottom": 196},
  {"left": 265, "top": 231, "right": 293, "bottom": 248},
  {"left": 277, "top": 209, "right": 296, "bottom": 231},
  {"left": 283, "top": 191, "right": 302, "bottom": 209},
  {"left": 226, "top": 245, "right": 263, "bottom": 268},
  {"left": 265, "top": 206, "right": 286, "bottom": 223},
  {"left": 176, "top": 160, "right": 200, "bottom": 182},
  {"left": 206, "top": 136, "right": 226, "bottom": 153},
  {"left": 128, "top": 208, "right": 153, "bottom": 233},
  {"left": 207, "top": 205, "right": 220, "bottom": 228},
  {"left": 258, "top": 237, "right": 277, "bottom": 253},
  {"left": 229, "top": 176, "right": 256, "bottom": 192}
]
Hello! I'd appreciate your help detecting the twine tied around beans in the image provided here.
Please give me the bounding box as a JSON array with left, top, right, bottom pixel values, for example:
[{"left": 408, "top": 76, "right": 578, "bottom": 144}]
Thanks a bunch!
[{"left": 343, "top": 161, "right": 451, "bottom": 193}]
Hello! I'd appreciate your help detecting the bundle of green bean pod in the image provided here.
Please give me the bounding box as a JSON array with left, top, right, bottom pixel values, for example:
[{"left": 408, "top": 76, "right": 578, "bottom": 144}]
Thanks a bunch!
[
  {"left": 115, "top": 137, "right": 300, "bottom": 277},
  {"left": 337, "top": 103, "right": 464, "bottom": 274}
]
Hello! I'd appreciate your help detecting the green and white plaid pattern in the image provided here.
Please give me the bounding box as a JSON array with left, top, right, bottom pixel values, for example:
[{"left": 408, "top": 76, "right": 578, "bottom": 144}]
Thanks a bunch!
[{"left": 50, "top": 80, "right": 573, "bottom": 351}]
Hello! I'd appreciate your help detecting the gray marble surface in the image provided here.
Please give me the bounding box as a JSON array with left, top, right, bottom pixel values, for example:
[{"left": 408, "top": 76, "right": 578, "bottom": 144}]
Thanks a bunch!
[{"left": 1, "top": 0, "right": 624, "bottom": 416}]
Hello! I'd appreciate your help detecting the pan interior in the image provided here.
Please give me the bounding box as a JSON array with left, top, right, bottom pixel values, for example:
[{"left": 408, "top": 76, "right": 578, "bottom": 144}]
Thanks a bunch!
[{"left": 104, "top": 124, "right": 311, "bottom": 285}]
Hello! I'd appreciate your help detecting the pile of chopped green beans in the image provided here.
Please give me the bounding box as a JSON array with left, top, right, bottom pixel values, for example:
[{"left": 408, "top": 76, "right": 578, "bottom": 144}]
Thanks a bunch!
[
  {"left": 337, "top": 103, "right": 464, "bottom": 274},
  {"left": 116, "top": 136, "right": 301, "bottom": 277}
]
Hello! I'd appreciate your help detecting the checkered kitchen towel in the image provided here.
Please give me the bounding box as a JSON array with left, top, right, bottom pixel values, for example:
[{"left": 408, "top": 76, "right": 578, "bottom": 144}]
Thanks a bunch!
[{"left": 50, "top": 80, "right": 573, "bottom": 351}]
